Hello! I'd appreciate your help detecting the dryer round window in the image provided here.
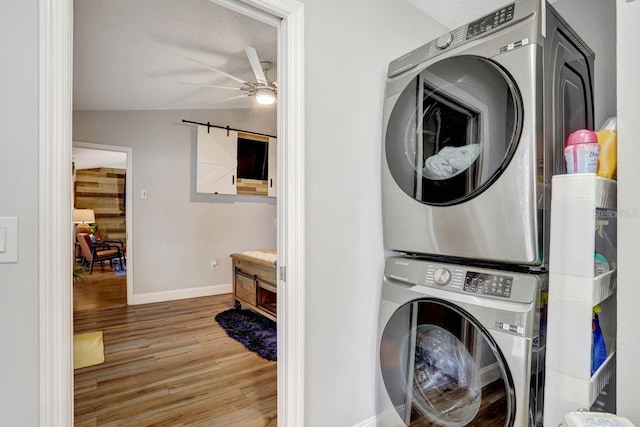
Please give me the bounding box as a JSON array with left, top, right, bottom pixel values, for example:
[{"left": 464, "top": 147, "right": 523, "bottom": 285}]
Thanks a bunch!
[{"left": 385, "top": 55, "right": 523, "bottom": 206}]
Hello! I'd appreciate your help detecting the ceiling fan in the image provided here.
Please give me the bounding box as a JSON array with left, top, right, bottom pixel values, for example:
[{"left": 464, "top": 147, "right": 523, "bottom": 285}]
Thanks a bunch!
[{"left": 184, "top": 47, "right": 277, "bottom": 106}]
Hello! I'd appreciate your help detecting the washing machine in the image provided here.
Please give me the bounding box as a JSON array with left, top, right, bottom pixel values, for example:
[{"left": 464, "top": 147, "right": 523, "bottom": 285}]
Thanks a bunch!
[
  {"left": 378, "top": 257, "right": 546, "bottom": 426},
  {"left": 382, "top": 0, "right": 594, "bottom": 267}
]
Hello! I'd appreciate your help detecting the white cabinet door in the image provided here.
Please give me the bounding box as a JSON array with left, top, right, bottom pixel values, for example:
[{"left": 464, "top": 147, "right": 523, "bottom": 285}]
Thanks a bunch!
[
  {"left": 196, "top": 126, "right": 238, "bottom": 194},
  {"left": 267, "top": 137, "right": 277, "bottom": 197}
]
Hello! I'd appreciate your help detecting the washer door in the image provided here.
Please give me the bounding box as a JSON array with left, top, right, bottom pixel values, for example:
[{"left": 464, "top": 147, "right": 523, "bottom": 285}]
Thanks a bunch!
[
  {"left": 385, "top": 55, "right": 522, "bottom": 206},
  {"left": 380, "top": 299, "right": 515, "bottom": 426}
]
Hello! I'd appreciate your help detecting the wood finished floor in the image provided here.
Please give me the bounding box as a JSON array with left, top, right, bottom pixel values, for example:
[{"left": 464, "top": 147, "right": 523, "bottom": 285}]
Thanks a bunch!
[{"left": 73, "top": 274, "right": 277, "bottom": 426}]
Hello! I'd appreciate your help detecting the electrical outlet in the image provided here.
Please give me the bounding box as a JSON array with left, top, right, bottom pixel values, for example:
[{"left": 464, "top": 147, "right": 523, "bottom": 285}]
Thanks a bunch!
[{"left": 210, "top": 259, "right": 218, "bottom": 270}]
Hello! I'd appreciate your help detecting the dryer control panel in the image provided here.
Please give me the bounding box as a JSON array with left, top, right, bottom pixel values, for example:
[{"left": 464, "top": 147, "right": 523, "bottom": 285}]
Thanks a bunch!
[{"left": 387, "top": 0, "right": 536, "bottom": 78}]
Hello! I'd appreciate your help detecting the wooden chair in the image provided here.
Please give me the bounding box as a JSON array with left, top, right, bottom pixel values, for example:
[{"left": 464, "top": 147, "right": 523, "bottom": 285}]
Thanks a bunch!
[
  {"left": 92, "top": 230, "right": 126, "bottom": 265},
  {"left": 76, "top": 233, "right": 124, "bottom": 274}
]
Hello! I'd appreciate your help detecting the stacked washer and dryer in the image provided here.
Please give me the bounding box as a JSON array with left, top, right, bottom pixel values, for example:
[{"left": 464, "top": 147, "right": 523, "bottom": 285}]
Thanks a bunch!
[{"left": 377, "top": 0, "right": 594, "bottom": 426}]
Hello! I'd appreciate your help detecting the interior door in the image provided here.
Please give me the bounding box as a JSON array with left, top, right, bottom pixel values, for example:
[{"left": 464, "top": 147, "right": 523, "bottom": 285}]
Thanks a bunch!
[
  {"left": 380, "top": 299, "right": 515, "bottom": 426},
  {"left": 196, "top": 126, "right": 238, "bottom": 195}
]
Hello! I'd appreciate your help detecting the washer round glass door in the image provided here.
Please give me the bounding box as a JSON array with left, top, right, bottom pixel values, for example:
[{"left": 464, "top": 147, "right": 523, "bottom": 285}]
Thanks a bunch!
[
  {"left": 379, "top": 299, "right": 515, "bottom": 426},
  {"left": 385, "top": 55, "right": 522, "bottom": 205}
]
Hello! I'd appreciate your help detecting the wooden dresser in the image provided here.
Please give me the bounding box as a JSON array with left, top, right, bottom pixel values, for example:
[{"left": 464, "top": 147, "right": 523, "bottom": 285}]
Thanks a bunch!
[{"left": 230, "top": 251, "right": 277, "bottom": 321}]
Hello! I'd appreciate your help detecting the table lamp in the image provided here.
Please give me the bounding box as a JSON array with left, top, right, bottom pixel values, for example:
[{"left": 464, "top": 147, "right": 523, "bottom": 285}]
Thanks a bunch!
[{"left": 73, "top": 209, "right": 95, "bottom": 234}]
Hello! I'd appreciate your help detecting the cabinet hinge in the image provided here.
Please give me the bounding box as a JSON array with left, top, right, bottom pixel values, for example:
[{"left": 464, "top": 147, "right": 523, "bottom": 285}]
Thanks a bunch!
[{"left": 279, "top": 266, "right": 286, "bottom": 282}]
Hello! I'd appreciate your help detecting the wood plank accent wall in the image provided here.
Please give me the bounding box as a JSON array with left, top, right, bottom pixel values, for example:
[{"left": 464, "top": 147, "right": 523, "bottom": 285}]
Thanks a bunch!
[
  {"left": 74, "top": 168, "right": 126, "bottom": 241},
  {"left": 237, "top": 178, "right": 268, "bottom": 196}
]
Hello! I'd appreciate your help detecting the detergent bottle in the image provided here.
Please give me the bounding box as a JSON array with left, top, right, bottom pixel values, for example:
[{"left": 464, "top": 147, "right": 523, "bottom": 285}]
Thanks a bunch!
[
  {"left": 564, "top": 129, "right": 600, "bottom": 174},
  {"left": 591, "top": 304, "right": 606, "bottom": 375},
  {"left": 596, "top": 117, "right": 617, "bottom": 179}
]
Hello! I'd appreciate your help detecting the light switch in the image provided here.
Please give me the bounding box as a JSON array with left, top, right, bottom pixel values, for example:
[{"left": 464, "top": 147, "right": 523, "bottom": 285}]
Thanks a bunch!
[
  {"left": 0, "top": 217, "right": 18, "bottom": 263},
  {"left": 0, "top": 227, "right": 6, "bottom": 252}
]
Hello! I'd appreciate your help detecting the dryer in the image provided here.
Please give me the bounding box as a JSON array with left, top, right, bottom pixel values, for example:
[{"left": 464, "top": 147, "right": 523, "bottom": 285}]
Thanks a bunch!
[
  {"left": 378, "top": 257, "right": 546, "bottom": 426},
  {"left": 381, "top": 0, "right": 594, "bottom": 267}
]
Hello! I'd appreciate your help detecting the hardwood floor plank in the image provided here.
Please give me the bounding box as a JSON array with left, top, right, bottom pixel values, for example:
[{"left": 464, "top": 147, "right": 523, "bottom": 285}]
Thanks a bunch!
[{"left": 74, "top": 294, "right": 276, "bottom": 426}]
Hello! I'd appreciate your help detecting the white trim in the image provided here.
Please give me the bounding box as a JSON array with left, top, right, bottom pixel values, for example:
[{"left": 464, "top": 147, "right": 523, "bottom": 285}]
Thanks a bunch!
[
  {"left": 41, "top": 1, "right": 305, "bottom": 427},
  {"left": 276, "top": 4, "right": 306, "bottom": 427},
  {"left": 39, "top": 0, "right": 74, "bottom": 425},
  {"left": 72, "top": 141, "right": 135, "bottom": 305},
  {"left": 211, "top": 1, "right": 306, "bottom": 426},
  {"left": 130, "top": 284, "right": 232, "bottom": 305}
]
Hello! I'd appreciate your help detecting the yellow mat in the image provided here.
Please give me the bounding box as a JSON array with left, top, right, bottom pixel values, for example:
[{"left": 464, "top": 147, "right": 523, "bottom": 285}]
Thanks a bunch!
[{"left": 73, "top": 331, "right": 105, "bottom": 369}]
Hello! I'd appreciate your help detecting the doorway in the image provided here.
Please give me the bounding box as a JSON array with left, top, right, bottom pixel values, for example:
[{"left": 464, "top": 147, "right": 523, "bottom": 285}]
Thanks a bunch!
[
  {"left": 72, "top": 142, "right": 133, "bottom": 308},
  {"left": 40, "top": 0, "right": 304, "bottom": 426}
]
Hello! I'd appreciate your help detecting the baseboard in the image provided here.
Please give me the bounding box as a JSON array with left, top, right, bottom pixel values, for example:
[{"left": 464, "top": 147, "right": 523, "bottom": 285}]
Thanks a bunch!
[
  {"left": 352, "top": 415, "right": 377, "bottom": 427},
  {"left": 130, "top": 283, "right": 232, "bottom": 305}
]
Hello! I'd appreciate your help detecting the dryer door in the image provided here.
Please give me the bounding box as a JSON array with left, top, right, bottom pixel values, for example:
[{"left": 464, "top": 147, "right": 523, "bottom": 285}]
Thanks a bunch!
[
  {"left": 385, "top": 55, "right": 522, "bottom": 206},
  {"left": 380, "top": 298, "right": 515, "bottom": 426}
]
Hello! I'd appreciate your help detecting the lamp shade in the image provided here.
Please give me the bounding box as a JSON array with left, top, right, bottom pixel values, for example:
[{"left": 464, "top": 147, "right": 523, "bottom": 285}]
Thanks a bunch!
[{"left": 72, "top": 209, "right": 95, "bottom": 224}]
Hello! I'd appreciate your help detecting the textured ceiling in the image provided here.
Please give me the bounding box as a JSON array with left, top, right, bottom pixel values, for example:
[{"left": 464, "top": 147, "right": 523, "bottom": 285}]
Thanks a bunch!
[
  {"left": 73, "top": 0, "right": 561, "bottom": 111},
  {"left": 73, "top": 0, "right": 277, "bottom": 110}
]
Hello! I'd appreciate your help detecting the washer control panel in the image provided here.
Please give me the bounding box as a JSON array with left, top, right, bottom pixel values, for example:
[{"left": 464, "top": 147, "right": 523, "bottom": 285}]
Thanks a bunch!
[
  {"left": 433, "top": 268, "right": 451, "bottom": 285},
  {"left": 385, "top": 257, "right": 539, "bottom": 304},
  {"left": 463, "top": 272, "right": 513, "bottom": 298}
]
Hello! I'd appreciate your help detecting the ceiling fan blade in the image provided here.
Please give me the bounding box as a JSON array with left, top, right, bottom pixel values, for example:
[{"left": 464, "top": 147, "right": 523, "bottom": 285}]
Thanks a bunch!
[
  {"left": 179, "top": 82, "right": 243, "bottom": 91},
  {"left": 208, "top": 94, "right": 249, "bottom": 105},
  {"left": 245, "top": 47, "right": 268, "bottom": 85},
  {"left": 187, "top": 57, "right": 252, "bottom": 86}
]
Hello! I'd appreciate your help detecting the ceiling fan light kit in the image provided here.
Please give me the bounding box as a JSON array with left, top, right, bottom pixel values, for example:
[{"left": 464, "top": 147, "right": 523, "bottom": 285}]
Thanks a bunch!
[
  {"left": 256, "top": 87, "right": 277, "bottom": 105},
  {"left": 185, "top": 47, "right": 277, "bottom": 107}
]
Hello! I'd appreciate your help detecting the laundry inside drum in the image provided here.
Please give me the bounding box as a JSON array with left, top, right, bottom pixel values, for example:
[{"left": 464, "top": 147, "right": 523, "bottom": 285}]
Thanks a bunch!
[{"left": 411, "top": 325, "right": 482, "bottom": 426}]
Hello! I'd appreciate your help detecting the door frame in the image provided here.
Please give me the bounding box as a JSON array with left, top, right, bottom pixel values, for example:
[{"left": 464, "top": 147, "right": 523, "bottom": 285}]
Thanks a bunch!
[
  {"left": 39, "top": 0, "right": 305, "bottom": 426},
  {"left": 72, "top": 141, "right": 134, "bottom": 304}
]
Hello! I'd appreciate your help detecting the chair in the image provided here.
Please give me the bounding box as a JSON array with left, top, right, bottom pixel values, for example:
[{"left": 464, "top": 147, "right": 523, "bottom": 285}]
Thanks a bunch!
[
  {"left": 91, "top": 230, "right": 126, "bottom": 265},
  {"left": 76, "top": 233, "right": 124, "bottom": 274}
]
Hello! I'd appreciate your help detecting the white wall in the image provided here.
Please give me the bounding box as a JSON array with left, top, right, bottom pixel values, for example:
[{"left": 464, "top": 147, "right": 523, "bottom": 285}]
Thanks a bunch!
[
  {"left": 300, "top": 0, "right": 446, "bottom": 425},
  {"left": 73, "top": 109, "right": 277, "bottom": 299},
  {"left": 616, "top": 0, "right": 640, "bottom": 423},
  {"left": 0, "top": 0, "right": 39, "bottom": 425}
]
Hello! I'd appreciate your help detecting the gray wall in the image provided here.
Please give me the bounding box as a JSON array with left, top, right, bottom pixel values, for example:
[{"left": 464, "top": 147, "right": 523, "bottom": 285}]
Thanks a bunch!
[
  {"left": 300, "top": 0, "right": 446, "bottom": 424},
  {"left": 2, "top": 0, "right": 636, "bottom": 425},
  {"left": 0, "top": 0, "right": 39, "bottom": 425},
  {"left": 73, "top": 109, "right": 277, "bottom": 297}
]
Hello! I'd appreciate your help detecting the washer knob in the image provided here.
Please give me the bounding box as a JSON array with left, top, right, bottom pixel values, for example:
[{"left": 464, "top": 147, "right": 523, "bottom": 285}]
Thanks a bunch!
[
  {"left": 436, "top": 32, "right": 453, "bottom": 49},
  {"left": 433, "top": 268, "right": 451, "bottom": 286}
]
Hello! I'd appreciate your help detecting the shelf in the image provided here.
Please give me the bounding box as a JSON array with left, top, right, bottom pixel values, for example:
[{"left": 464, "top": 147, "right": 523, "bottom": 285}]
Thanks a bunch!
[
  {"left": 551, "top": 173, "right": 617, "bottom": 209},
  {"left": 544, "top": 174, "right": 617, "bottom": 427},
  {"left": 545, "top": 350, "right": 616, "bottom": 421},
  {"left": 549, "top": 269, "right": 616, "bottom": 306}
]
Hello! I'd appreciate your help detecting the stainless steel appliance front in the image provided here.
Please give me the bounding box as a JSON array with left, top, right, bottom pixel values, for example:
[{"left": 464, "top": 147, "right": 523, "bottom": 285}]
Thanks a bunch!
[
  {"left": 381, "top": 0, "right": 594, "bottom": 267},
  {"left": 378, "top": 257, "right": 547, "bottom": 426}
]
